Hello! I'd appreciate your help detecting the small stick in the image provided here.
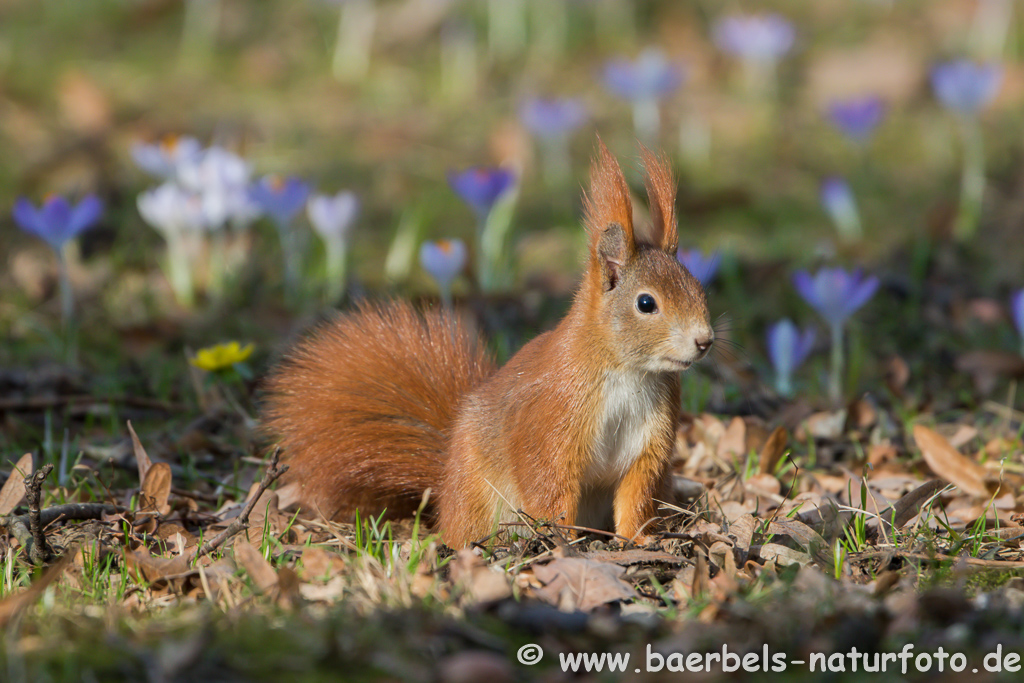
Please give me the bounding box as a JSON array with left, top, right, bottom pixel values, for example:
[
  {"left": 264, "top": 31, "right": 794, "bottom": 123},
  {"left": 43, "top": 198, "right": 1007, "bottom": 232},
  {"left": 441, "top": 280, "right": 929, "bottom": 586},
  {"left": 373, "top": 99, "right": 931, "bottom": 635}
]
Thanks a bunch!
[
  {"left": 24, "top": 465, "right": 54, "bottom": 564},
  {"left": 192, "top": 449, "right": 288, "bottom": 563}
]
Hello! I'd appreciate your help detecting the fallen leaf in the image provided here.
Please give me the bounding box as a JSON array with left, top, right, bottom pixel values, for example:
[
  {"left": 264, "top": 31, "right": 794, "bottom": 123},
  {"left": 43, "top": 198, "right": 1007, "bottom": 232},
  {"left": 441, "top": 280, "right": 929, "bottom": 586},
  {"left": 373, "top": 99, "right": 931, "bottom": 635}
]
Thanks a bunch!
[
  {"left": 767, "top": 518, "right": 834, "bottom": 567},
  {"left": 956, "top": 351, "right": 1024, "bottom": 394},
  {"left": 756, "top": 543, "right": 813, "bottom": 567},
  {"left": 799, "top": 410, "right": 847, "bottom": 441},
  {"left": 914, "top": 425, "right": 996, "bottom": 499},
  {"left": 141, "top": 462, "right": 172, "bottom": 516},
  {"left": 234, "top": 542, "right": 277, "bottom": 593},
  {"left": 758, "top": 426, "right": 788, "bottom": 474},
  {"left": 533, "top": 557, "right": 637, "bottom": 611},
  {"left": 884, "top": 356, "right": 910, "bottom": 397},
  {"left": 0, "top": 453, "right": 33, "bottom": 515},
  {"left": 450, "top": 549, "right": 512, "bottom": 605},
  {"left": 717, "top": 416, "right": 746, "bottom": 459},
  {"left": 124, "top": 548, "right": 189, "bottom": 584},
  {"left": 874, "top": 479, "right": 945, "bottom": 539},
  {"left": 127, "top": 421, "right": 152, "bottom": 484}
]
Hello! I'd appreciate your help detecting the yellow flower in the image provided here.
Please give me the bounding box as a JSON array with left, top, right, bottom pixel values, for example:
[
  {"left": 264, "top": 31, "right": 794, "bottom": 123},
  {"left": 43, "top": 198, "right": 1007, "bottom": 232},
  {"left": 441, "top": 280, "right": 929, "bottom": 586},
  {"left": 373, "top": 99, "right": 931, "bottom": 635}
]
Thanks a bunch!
[{"left": 189, "top": 342, "right": 254, "bottom": 372}]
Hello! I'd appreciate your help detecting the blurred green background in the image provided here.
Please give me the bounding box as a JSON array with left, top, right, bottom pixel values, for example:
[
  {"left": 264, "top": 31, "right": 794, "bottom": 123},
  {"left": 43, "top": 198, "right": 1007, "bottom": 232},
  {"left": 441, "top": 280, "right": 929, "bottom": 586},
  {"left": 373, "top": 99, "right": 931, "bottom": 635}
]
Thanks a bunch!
[{"left": 1, "top": 0, "right": 1023, "bottom": 408}]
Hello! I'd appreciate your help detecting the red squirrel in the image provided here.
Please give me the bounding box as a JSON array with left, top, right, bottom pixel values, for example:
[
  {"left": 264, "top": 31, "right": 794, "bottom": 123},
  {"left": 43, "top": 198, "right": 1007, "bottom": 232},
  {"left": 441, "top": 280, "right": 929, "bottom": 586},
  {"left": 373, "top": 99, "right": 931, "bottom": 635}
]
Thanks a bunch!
[{"left": 261, "top": 140, "right": 713, "bottom": 547}]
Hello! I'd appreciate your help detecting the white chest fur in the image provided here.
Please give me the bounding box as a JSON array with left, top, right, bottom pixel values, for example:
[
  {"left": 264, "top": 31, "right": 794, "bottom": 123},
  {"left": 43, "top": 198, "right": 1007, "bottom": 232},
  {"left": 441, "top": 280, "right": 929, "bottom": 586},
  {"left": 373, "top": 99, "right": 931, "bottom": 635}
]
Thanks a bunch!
[{"left": 585, "top": 370, "right": 665, "bottom": 489}]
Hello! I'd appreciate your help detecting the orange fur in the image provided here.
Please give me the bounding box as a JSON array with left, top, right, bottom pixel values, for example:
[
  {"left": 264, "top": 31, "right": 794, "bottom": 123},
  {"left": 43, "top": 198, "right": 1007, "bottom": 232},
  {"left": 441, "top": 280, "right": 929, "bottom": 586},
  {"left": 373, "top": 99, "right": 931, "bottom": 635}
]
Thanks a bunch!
[
  {"left": 261, "top": 301, "right": 495, "bottom": 521},
  {"left": 639, "top": 144, "right": 678, "bottom": 253},
  {"left": 261, "top": 138, "right": 713, "bottom": 547}
]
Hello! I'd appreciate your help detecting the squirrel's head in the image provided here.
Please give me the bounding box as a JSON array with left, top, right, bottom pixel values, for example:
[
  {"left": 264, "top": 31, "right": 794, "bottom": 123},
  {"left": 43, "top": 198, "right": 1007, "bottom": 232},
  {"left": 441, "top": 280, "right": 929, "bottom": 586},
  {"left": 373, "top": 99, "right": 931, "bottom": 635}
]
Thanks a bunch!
[{"left": 582, "top": 139, "right": 713, "bottom": 373}]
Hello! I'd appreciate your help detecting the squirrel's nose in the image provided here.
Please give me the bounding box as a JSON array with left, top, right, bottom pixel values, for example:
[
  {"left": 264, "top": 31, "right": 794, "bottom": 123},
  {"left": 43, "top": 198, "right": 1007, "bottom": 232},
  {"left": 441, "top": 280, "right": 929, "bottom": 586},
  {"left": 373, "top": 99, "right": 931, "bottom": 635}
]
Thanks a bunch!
[{"left": 694, "top": 336, "right": 713, "bottom": 354}]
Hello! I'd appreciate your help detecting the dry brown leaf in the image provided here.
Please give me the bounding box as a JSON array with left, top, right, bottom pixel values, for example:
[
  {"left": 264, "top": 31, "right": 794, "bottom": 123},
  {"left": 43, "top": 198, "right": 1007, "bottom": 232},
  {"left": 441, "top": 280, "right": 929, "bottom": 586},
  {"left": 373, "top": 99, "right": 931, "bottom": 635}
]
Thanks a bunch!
[
  {"left": 691, "top": 551, "right": 710, "bottom": 600},
  {"left": 767, "top": 518, "right": 834, "bottom": 567},
  {"left": 0, "top": 453, "right": 33, "bottom": 515},
  {"left": 275, "top": 566, "right": 302, "bottom": 609},
  {"left": 298, "top": 546, "right": 345, "bottom": 581},
  {"left": 141, "top": 462, "right": 172, "bottom": 516},
  {"left": 125, "top": 549, "right": 189, "bottom": 584},
  {"left": 956, "top": 350, "right": 1024, "bottom": 394},
  {"left": 717, "top": 416, "right": 746, "bottom": 459},
  {"left": 874, "top": 479, "right": 945, "bottom": 538},
  {"left": 745, "top": 473, "right": 781, "bottom": 497},
  {"left": 127, "top": 421, "right": 152, "bottom": 484},
  {"left": 884, "top": 355, "right": 910, "bottom": 398},
  {"left": 729, "top": 514, "right": 757, "bottom": 554},
  {"left": 533, "top": 557, "right": 636, "bottom": 612},
  {"left": 757, "top": 426, "right": 787, "bottom": 475},
  {"left": 914, "top": 425, "right": 996, "bottom": 499},
  {"left": 451, "top": 549, "right": 511, "bottom": 605},
  {"left": 234, "top": 542, "right": 277, "bottom": 593},
  {"left": 799, "top": 410, "right": 847, "bottom": 441},
  {"left": 757, "top": 543, "right": 812, "bottom": 567}
]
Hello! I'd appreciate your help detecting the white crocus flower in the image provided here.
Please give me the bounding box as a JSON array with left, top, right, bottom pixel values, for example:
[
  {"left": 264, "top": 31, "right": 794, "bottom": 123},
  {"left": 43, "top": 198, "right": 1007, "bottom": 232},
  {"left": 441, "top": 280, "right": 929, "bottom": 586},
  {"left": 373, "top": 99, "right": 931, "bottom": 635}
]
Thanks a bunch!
[{"left": 308, "top": 191, "right": 359, "bottom": 304}]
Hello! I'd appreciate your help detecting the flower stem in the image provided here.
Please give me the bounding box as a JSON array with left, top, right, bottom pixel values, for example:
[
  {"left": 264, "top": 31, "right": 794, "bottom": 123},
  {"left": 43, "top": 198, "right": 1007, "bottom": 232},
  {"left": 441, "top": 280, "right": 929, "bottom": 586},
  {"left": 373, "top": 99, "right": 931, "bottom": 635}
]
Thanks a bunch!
[
  {"left": 56, "top": 247, "right": 73, "bottom": 331},
  {"left": 166, "top": 236, "right": 195, "bottom": 308},
  {"left": 207, "top": 231, "right": 226, "bottom": 299},
  {"left": 324, "top": 238, "right": 348, "bottom": 305},
  {"left": 829, "top": 323, "right": 844, "bottom": 405},
  {"left": 954, "top": 116, "right": 985, "bottom": 241},
  {"left": 775, "top": 372, "right": 793, "bottom": 398}
]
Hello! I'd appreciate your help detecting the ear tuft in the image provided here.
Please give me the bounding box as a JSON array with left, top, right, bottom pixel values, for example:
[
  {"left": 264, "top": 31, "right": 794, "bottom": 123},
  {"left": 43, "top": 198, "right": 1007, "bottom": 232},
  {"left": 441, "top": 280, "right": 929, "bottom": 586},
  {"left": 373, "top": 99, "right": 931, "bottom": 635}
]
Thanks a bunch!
[
  {"left": 639, "top": 145, "right": 678, "bottom": 253},
  {"left": 584, "top": 136, "right": 635, "bottom": 256}
]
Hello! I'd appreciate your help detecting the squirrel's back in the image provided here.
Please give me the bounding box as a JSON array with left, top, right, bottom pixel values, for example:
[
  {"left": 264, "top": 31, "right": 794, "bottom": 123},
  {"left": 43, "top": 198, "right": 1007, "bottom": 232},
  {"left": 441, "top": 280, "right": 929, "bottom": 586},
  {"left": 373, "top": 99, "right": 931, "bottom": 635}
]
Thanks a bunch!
[{"left": 261, "top": 300, "right": 496, "bottom": 521}]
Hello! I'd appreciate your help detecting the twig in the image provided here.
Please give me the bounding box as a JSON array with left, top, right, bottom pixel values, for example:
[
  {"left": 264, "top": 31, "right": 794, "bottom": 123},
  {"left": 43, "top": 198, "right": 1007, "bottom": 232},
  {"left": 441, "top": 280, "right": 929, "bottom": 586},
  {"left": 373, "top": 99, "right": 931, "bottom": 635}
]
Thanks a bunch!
[
  {"left": 0, "top": 503, "right": 124, "bottom": 557},
  {"left": 24, "top": 465, "right": 54, "bottom": 564},
  {"left": 192, "top": 449, "right": 288, "bottom": 562}
]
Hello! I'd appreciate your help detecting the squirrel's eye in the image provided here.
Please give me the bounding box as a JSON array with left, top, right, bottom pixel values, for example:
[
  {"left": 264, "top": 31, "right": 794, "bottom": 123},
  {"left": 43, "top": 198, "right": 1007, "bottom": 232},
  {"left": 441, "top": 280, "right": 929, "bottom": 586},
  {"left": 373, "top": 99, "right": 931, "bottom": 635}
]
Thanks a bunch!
[{"left": 636, "top": 293, "right": 657, "bottom": 314}]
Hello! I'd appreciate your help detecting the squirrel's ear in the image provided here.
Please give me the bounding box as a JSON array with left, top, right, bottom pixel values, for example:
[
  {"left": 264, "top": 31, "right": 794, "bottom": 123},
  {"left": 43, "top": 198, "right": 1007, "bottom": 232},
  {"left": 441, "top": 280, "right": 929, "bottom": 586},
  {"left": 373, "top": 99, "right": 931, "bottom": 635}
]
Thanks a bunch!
[
  {"left": 585, "top": 137, "right": 636, "bottom": 273},
  {"left": 597, "top": 224, "right": 629, "bottom": 290},
  {"left": 638, "top": 145, "right": 678, "bottom": 254}
]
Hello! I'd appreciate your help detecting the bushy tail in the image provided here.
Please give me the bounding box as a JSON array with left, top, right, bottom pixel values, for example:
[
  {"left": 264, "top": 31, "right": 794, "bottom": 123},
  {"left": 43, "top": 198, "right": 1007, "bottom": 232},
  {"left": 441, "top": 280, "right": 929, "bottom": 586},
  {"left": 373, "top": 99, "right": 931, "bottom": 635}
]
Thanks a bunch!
[{"left": 260, "top": 301, "right": 496, "bottom": 521}]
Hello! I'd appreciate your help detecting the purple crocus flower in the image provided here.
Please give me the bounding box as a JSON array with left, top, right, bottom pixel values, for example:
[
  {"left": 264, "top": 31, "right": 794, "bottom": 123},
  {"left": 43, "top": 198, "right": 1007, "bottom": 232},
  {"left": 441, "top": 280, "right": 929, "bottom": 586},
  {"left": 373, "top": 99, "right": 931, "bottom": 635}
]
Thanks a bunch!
[
  {"left": 793, "top": 267, "right": 878, "bottom": 330},
  {"left": 519, "top": 97, "right": 587, "bottom": 140},
  {"left": 250, "top": 176, "right": 311, "bottom": 226},
  {"left": 766, "top": 319, "right": 815, "bottom": 396},
  {"left": 827, "top": 96, "right": 885, "bottom": 143},
  {"left": 931, "top": 60, "right": 1003, "bottom": 115},
  {"left": 602, "top": 49, "right": 684, "bottom": 102},
  {"left": 420, "top": 238, "right": 467, "bottom": 307},
  {"left": 677, "top": 248, "right": 721, "bottom": 287},
  {"left": 713, "top": 14, "right": 795, "bottom": 62},
  {"left": 1012, "top": 289, "right": 1024, "bottom": 341},
  {"left": 131, "top": 136, "right": 203, "bottom": 179},
  {"left": 448, "top": 167, "right": 516, "bottom": 220},
  {"left": 12, "top": 195, "right": 104, "bottom": 252}
]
